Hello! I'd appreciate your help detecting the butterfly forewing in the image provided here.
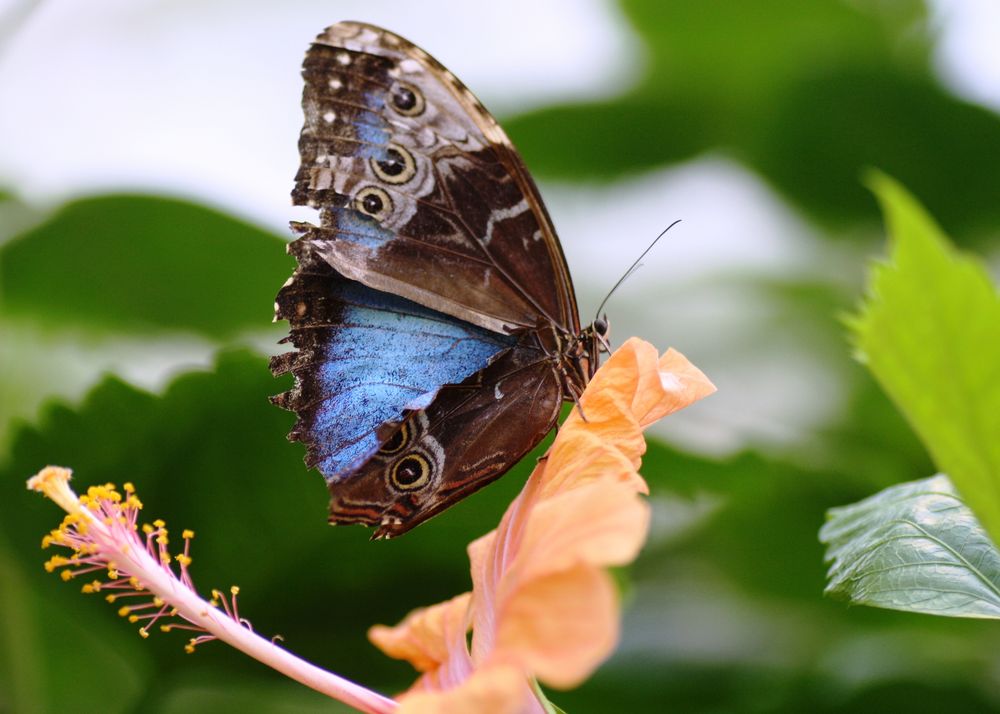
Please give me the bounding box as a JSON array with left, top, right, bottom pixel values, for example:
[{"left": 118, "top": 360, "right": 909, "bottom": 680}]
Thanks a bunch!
[{"left": 294, "top": 22, "right": 579, "bottom": 334}]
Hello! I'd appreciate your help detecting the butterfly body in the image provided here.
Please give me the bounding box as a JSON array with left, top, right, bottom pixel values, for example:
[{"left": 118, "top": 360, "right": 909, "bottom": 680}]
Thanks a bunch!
[{"left": 272, "top": 22, "right": 604, "bottom": 538}]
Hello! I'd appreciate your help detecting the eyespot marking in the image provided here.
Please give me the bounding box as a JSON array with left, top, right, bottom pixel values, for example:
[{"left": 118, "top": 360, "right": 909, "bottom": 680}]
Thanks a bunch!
[
  {"left": 389, "top": 82, "right": 424, "bottom": 117},
  {"left": 355, "top": 186, "right": 392, "bottom": 221},
  {"left": 371, "top": 144, "right": 416, "bottom": 185},
  {"left": 390, "top": 453, "right": 431, "bottom": 491}
]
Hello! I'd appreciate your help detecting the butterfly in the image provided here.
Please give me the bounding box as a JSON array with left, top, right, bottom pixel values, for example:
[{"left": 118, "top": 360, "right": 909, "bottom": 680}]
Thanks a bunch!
[{"left": 271, "top": 21, "right": 607, "bottom": 538}]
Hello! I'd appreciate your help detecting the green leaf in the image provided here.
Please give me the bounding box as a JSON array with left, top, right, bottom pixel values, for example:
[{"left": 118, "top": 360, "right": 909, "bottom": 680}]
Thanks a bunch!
[
  {"left": 820, "top": 474, "right": 1000, "bottom": 619},
  {"left": 852, "top": 173, "right": 1000, "bottom": 543},
  {"left": 0, "top": 194, "right": 289, "bottom": 337}
]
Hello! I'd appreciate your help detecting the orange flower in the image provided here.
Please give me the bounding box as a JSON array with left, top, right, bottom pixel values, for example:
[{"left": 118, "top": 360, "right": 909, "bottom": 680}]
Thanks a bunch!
[{"left": 370, "top": 338, "right": 715, "bottom": 713}]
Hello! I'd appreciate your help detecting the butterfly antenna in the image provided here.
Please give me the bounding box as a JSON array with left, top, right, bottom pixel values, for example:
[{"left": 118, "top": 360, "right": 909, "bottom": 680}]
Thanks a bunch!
[{"left": 593, "top": 219, "right": 681, "bottom": 321}]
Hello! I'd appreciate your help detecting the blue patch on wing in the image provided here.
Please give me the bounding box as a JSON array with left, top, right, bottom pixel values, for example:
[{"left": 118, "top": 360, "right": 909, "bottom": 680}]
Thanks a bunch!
[
  {"left": 309, "top": 281, "right": 514, "bottom": 481},
  {"left": 353, "top": 93, "right": 390, "bottom": 160},
  {"left": 333, "top": 208, "right": 393, "bottom": 250}
]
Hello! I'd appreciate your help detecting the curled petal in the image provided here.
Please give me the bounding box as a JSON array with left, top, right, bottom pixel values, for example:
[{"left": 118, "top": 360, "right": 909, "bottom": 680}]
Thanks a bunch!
[
  {"left": 650, "top": 347, "right": 718, "bottom": 426},
  {"left": 495, "top": 565, "right": 618, "bottom": 689},
  {"left": 369, "top": 593, "right": 472, "bottom": 675},
  {"left": 562, "top": 339, "right": 716, "bottom": 467}
]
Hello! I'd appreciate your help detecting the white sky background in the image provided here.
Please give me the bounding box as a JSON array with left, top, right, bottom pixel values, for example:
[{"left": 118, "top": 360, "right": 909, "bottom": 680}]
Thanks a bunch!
[{"left": 0, "top": 0, "right": 997, "bottom": 456}]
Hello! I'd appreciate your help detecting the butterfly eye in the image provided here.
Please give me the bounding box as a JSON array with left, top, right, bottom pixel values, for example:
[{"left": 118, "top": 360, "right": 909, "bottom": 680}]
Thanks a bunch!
[
  {"left": 355, "top": 186, "right": 392, "bottom": 221},
  {"left": 371, "top": 145, "right": 416, "bottom": 185},
  {"left": 389, "top": 453, "right": 432, "bottom": 491},
  {"left": 389, "top": 82, "right": 425, "bottom": 116},
  {"left": 379, "top": 422, "right": 410, "bottom": 455}
]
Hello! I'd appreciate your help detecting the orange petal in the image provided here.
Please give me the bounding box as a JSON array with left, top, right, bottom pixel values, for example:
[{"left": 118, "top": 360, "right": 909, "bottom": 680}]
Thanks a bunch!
[
  {"left": 495, "top": 564, "right": 618, "bottom": 689},
  {"left": 559, "top": 339, "right": 716, "bottom": 468},
  {"left": 645, "top": 347, "right": 717, "bottom": 427},
  {"left": 368, "top": 592, "right": 472, "bottom": 673},
  {"left": 510, "top": 478, "right": 650, "bottom": 584},
  {"left": 397, "top": 663, "right": 532, "bottom": 714}
]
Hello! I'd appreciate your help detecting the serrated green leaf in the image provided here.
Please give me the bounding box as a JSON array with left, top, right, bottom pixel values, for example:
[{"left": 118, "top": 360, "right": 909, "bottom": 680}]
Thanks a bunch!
[
  {"left": 820, "top": 474, "right": 1000, "bottom": 618},
  {"left": 0, "top": 194, "right": 289, "bottom": 336},
  {"left": 852, "top": 173, "right": 1000, "bottom": 543}
]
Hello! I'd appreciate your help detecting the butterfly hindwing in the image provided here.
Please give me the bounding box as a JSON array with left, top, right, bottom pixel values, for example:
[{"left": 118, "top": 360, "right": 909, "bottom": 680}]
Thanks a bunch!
[{"left": 328, "top": 345, "right": 563, "bottom": 538}]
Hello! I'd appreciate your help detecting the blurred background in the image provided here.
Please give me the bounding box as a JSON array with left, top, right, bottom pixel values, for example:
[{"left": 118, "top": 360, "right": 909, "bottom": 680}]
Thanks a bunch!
[{"left": 2, "top": 0, "right": 1000, "bottom": 712}]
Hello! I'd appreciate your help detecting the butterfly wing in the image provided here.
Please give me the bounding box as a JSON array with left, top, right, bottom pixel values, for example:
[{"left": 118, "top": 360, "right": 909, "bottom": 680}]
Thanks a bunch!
[
  {"left": 293, "top": 22, "right": 580, "bottom": 334},
  {"left": 274, "top": 22, "right": 590, "bottom": 535}
]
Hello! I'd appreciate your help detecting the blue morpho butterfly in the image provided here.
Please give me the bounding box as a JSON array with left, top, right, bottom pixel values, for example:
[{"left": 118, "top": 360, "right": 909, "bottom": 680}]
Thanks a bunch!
[{"left": 271, "top": 22, "right": 608, "bottom": 538}]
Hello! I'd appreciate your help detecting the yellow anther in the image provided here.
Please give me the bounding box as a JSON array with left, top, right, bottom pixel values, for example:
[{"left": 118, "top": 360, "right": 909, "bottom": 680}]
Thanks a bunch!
[
  {"left": 118, "top": 606, "right": 131, "bottom": 617},
  {"left": 153, "top": 519, "right": 165, "bottom": 528},
  {"left": 182, "top": 529, "right": 194, "bottom": 539},
  {"left": 230, "top": 586, "right": 240, "bottom": 596},
  {"left": 106, "top": 594, "right": 117, "bottom": 603},
  {"left": 161, "top": 624, "right": 172, "bottom": 632},
  {"left": 60, "top": 570, "right": 74, "bottom": 581},
  {"left": 153, "top": 597, "right": 164, "bottom": 607},
  {"left": 45, "top": 555, "right": 68, "bottom": 572},
  {"left": 128, "top": 615, "right": 139, "bottom": 623},
  {"left": 139, "top": 627, "right": 149, "bottom": 639},
  {"left": 142, "top": 524, "right": 154, "bottom": 535},
  {"left": 175, "top": 554, "right": 192, "bottom": 567},
  {"left": 124, "top": 482, "right": 135, "bottom": 493}
]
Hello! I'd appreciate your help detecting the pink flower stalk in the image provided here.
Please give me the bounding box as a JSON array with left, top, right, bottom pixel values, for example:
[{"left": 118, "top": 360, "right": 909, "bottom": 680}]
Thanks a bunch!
[{"left": 28, "top": 466, "right": 397, "bottom": 714}]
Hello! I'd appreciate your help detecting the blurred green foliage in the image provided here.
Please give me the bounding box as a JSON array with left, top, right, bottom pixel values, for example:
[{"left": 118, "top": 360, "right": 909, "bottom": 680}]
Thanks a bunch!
[
  {"left": 3, "top": 1, "right": 1000, "bottom": 713},
  {"left": 1, "top": 196, "right": 288, "bottom": 336},
  {"left": 507, "top": 0, "right": 1000, "bottom": 243}
]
